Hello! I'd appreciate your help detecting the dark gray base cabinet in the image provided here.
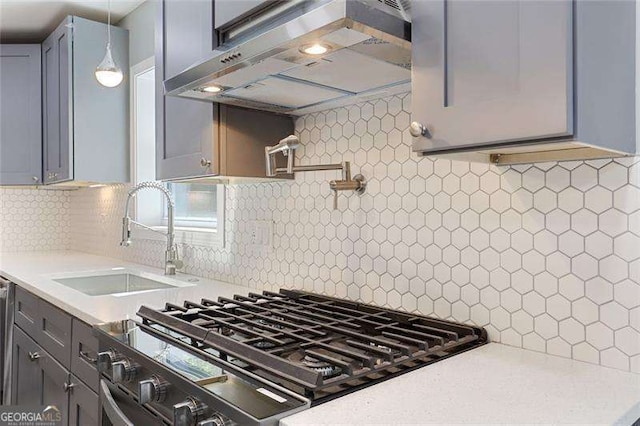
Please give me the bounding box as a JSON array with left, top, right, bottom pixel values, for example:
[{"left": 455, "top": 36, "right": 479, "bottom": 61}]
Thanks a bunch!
[
  {"left": 12, "top": 326, "right": 70, "bottom": 423},
  {"left": 11, "top": 286, "right": 99, "bottom": 426},
  {"left": 69, "top": 375, "right": 100, "bottom": 426}
]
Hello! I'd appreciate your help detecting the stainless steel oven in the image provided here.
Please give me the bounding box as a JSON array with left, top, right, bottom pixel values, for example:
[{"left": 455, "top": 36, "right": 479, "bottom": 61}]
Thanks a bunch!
[{"left": 100, "top": 379, "right": 163, "bottom": 426}]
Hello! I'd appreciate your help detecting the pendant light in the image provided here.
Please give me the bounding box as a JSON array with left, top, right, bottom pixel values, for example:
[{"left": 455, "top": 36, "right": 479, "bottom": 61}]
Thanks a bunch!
[{"left": 95, "top": 0, "right": 123, "bottom": 87}]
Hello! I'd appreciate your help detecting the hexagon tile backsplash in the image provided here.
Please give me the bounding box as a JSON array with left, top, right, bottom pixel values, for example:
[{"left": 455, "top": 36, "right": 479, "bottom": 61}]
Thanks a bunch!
[
  {"left": 0, "top": 188, "right": 70, "bottom": 252},
  {"left": 67, "top": 93, "right": 640, "bottom": 372}
]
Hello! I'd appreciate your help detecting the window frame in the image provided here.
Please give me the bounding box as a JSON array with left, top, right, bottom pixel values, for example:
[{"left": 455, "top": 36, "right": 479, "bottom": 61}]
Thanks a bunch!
[{"left": 129, "top": 57, "right": 225, "bottom": 248}]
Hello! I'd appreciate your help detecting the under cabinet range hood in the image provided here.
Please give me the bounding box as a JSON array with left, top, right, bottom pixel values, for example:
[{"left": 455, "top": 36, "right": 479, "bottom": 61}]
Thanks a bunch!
[{"left": 163, "top": 0, "right": 411, "bottom": 115}]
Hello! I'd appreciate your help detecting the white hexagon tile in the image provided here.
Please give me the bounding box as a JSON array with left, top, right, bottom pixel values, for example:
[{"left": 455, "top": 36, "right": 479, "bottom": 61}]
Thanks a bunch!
[
  {"left": 19, "top": 93, "right": 640, "bottom": 373},
  {"left": 0, "top": 188, "right": 70, "bottom": 252}
]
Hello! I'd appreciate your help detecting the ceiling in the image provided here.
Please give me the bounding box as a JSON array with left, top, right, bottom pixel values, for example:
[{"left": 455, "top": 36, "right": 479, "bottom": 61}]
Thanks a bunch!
[{"left": 0, "top": 0, "right": 145, "bottom": 43}]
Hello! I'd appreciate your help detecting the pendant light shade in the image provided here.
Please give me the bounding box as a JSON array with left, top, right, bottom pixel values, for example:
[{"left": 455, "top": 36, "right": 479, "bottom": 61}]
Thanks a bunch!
[
  {"left": 95, "top": 43, "right": 123, "bottom": 87},
  {"left": 95, "top": 0, "right": 123, "bottom": 88}
]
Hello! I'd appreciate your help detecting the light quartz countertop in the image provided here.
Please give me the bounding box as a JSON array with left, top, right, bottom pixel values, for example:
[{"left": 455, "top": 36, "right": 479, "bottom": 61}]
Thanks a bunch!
[
  {"left": 282, "top": 343, "right": 640, "bottom": 425},
  {"left": 1, "top": 250, "right": 639, "bottom": 425},
  {"left": 0, "top": 250, "right": 252, "bottom": 324}
]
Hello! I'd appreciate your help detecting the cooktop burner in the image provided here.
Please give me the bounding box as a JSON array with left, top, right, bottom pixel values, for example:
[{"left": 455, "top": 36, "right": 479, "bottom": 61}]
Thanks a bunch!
[
  {"left": 135, "top": 289, "right": 488, "bottom": 403},
  {"left": 287, "top": 352, "right": 343, "bottom": 378}
]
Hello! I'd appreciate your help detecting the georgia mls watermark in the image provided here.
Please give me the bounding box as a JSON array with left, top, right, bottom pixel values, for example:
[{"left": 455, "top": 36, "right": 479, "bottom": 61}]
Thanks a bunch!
[{"left": 0, "top": 406, "right": 62, "bottom": 426}]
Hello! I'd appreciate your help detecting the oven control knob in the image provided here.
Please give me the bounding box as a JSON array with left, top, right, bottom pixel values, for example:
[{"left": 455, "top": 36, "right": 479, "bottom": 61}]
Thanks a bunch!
[
  {"left": 174, "top": 398, "right": 206, "bottom": 426},
  {"left": 96, "top": 350, "right": 118, "bottom": 373},
  {"left": 111, "top": 358, "right": 138, "bottom": 383},
  {"left": 138, "top": 375, "right": 169, "bottom": 404},
  {"left": 198, "top": 413, "right": 230, "bottom": 426}
]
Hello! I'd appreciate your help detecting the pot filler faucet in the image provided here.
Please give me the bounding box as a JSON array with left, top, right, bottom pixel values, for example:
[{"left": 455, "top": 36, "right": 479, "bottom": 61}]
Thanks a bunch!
[
  {"left": 120, "top": 182, "right": 183, "bottom": 275},
  {"left": 265, "top": 135, "right": 366, "bottom": 209}
]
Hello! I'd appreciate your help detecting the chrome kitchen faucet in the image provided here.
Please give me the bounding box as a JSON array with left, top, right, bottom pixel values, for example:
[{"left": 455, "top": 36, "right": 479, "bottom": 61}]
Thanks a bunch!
[{"left": 120, "top": 182, "right": 183, "bottom": 275}]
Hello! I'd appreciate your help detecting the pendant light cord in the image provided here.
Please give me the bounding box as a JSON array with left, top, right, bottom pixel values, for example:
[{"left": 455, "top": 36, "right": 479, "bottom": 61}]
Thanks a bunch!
[{"left": 107, "top": 0, "right": 112, "bottom": 47}]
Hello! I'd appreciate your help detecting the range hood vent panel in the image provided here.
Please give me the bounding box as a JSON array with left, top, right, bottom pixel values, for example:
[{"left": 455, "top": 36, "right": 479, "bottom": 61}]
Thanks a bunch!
[
  {"left": 280, "top": 48, "right": 410, "bottom": 94},
  {"left": 165, "top": 0, "right": 412, "bottom": 116},
  {"left": 223, "top": 76, "right": 348, "bottom": 110}
]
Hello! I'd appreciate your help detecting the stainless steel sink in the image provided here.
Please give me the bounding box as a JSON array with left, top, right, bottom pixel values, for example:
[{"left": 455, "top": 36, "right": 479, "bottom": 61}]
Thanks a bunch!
[{"left": 52, "top": 269, "right": 190, "bottom": 296}]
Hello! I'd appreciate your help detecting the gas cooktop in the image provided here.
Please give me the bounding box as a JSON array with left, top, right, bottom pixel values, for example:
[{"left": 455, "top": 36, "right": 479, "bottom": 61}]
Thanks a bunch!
[{"left": 95, "top": 289, "right": 488, "bottom": 425}]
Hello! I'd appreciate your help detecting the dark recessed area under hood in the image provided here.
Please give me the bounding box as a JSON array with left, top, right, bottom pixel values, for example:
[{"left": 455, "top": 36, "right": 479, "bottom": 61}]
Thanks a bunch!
[{"left": 163, "top": 0, "right": 411, "bottom": 116}]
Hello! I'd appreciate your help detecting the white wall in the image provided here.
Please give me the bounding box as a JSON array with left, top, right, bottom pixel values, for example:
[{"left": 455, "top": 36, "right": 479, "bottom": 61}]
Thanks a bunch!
[{"left": 118, "top": 0, "right": 156, "bottom": 65}]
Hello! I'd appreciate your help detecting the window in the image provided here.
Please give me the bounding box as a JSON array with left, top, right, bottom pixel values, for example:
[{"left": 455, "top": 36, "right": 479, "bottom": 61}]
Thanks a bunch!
[
  {"left": 164, "top": 183, "right": 218, "bottom": 229},
  {"left": 131, "top": 58, "right": 224, "bottom": 247}
]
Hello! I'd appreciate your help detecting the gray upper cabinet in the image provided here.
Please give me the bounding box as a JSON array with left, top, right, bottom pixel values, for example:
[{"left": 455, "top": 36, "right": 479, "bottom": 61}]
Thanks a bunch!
[
  {"left": 156, "top": 0, "right": 293, "bottom": 181},
  {"left": 42, "top": 16, "right": 129, "bottom": 185},
  {"left": 156, "top": 0, "right": 216, "bottom": 180},
  {"left": 412, "top": 0, "right": 573, "bottom": 154},
  {"left": 412, "top": 0, "right": 639, "bottom": 165},
  {"left": 0, "top": 45, "right": 42, "bottom": 185},
  {"left": 214, "top": 0, "right": 275, "bottom": 29},
  {"left": 42, "top": 20, "right": 72, "bottom": 184}
]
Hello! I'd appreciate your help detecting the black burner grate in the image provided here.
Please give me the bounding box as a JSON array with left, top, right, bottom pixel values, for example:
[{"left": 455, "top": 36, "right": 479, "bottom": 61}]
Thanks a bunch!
[{"left": 137, "top": 289, "right": 488, "bottom": 402}]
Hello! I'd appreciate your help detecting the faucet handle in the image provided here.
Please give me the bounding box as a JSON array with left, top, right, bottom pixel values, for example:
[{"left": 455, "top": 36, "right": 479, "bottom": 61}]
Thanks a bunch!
[{"left": 332, "top": 188, "right": 338, "bottom": 210}]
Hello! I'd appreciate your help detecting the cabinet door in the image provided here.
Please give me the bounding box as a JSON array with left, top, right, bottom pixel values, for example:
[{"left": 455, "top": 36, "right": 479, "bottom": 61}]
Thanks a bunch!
[
  {"left": 0, "top": 45, "right": 42, "bottom": 185},
  {"left": 12, "top": 326, "right": 42, "bottom": 405},
  {"left": 69, "top": 375, "right": 99, "bottom": 426},
  {"left": 42, "top": 17, "right": 73, "bottom": 184},
  {"left": 412, "top": 0, "right": 573, "bottom": 153},
  {"left": 40, "top": 351, "right": 70, "bottom": 424},
  {"left": 156, "top": 0, "right": 217, "bottom": 180}
]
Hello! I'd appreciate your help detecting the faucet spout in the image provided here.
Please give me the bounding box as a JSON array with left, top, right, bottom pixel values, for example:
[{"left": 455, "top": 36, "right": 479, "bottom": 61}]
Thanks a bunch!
[
  {"left": 120, "top": 182, "right": 182, "bottom": 275},
  {"left": 121, "top": 216, "right": 131, "bottom": 246}
]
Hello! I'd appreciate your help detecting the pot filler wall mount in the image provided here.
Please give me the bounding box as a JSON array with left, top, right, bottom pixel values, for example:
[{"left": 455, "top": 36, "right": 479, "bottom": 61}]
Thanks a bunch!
[
  {"left": 265, "top": 135, "right": 366, "bottom": 210},
  {"left": 163, "top": 0, "right": 412, "bottom": 116}
]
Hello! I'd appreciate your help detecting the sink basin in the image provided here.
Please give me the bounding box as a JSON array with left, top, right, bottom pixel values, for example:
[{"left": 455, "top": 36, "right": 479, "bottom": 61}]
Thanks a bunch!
[{"left": 52, "top": 269, "right": 190, "bottom": 296}]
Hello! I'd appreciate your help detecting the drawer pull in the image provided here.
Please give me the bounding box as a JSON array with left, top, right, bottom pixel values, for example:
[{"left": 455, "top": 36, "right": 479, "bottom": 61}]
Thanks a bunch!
[
  {"left": 80, "top": 350, "right": 98, "bottom": 364},
  {"left": 28, "top": 351, "right": 41, "bottom": 362},
  {"left": 64, "top": 381, "right": 76, "bottom": 392}
]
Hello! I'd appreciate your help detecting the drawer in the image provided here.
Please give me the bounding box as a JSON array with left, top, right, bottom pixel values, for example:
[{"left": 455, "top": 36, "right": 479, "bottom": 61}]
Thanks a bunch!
[
  {"left": 71, "top": 319, "right": 99, "bottom": 392},
  {"left": 15, "top": 286, "right": 39, "bottom": 339},
  {"left": 38, "top": 298, "right": 72, "bottom": 367},
  {"left": 15, "top": 286, "right": 72, "bottom": 367}
]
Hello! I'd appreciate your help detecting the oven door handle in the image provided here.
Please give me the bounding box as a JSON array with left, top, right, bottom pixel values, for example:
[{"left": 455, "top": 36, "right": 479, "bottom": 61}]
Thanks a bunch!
[{"left": 100, "top": 380, "right": 134, "bottom": 426}]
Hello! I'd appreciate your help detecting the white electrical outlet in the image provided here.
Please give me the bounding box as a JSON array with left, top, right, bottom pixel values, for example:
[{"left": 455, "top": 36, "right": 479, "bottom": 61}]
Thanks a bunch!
[{"left": 247, "top": 220, "right": 273, "bottom": 248}]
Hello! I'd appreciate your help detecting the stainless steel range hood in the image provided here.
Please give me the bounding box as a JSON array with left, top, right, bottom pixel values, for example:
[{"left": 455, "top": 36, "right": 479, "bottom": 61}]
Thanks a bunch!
[{"left": 163, "top": 0, "right": 411, "bottom": 116}]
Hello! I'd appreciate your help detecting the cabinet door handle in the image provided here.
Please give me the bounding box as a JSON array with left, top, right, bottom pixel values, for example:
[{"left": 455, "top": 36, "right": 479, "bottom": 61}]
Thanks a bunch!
[
  {"left": 410, "top": 121, "right": 432, "bottom": 139},
  {"left": 80, "top": 350, "right": 98, "bottom": 364},
  {"left": 64, "top": 381, "right": 76, "bottom": 392},
  {"left": 200, "top": 157, "right": 211, "bottom": 167},
  {"left": 28, "top": 351, "right": 41, "bottom": 362}
]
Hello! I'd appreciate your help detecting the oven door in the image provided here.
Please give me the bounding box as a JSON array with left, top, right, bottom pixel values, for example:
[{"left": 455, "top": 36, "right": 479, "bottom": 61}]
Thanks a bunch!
[{"left": 100, "top": 380, "right": 164, "bottom": 426}]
